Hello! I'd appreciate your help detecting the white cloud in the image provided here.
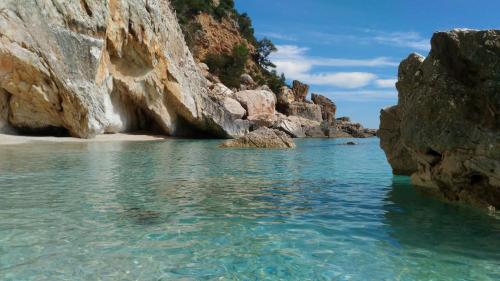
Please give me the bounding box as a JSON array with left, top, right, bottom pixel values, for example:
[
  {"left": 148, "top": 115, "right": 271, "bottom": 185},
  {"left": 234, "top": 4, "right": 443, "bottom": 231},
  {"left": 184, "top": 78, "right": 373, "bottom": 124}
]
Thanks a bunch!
[
  {"left": 304, "top": 72, "right": 377, "bottom": 89},
  {"left": 257, "top": 31, "right": 297, "bottom": 41},
  {"left": 308, "top": 30, "right": 430, "bottom": 51},
  {"left": 375, "top": 79, "right": 397, "bottom": 88},
  {"left": 373, "top": 32, "right": 430, "bottom": 51},
  {"left": 325, "top": 90, "right": 398, "bottom": 102},
  {"left": 270, "top": 45, "right": 397, "bottom": 89}
]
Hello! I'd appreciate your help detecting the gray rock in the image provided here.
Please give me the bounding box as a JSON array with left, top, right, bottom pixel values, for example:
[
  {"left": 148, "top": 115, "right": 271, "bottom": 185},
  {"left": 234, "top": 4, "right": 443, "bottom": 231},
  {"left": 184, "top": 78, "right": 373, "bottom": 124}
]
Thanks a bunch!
[
  {"left": 240, "top": 74, "right": 255, "bottom": 85},
  {"left": 286, "top": 102, "right": 323, "bottom": 122},
  {"left": 379, "top": 29, "right": 500, "bottom": 209},
  {"left": 221, "top": 97, "right": 246, "bottom": 120},
  {"left": 273, "top": 117, "right": 306, "bottom": 138},
  {"left": 0, "top": 0, "right": 248, "bottom": 138},
  {"left": 220, "top": 127, "right": 296, "bottom": 148}
]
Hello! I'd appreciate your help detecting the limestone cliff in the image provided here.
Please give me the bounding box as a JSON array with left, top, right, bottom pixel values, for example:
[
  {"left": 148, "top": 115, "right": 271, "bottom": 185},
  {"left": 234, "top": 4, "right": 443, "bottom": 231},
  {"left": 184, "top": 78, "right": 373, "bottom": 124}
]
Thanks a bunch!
[
  {"left": 380, "top": 29, "right": 500, "bottom": 209},
  {"left": 0, "top": 0, "right": 249, "bottom": 138}
]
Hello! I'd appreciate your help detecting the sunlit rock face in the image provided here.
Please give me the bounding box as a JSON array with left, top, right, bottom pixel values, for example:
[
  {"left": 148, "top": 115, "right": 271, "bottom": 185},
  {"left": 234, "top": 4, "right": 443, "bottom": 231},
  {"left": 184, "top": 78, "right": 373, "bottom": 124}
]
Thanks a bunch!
[
  {"left": 380, "top": 29, "right": 500, "bottom": 209},
  {"left": 0, "top": 0, "right": 248, "bottom": 138}
]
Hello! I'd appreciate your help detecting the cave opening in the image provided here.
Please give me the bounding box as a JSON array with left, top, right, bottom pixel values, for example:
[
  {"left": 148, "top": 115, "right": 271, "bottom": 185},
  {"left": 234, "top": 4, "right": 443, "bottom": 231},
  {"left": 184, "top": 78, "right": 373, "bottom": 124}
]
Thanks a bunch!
[
  {"left": 14, "top": 126, "right": 70, "bottom": 137},
  {"left": 173, "top": 115, "right": 221, "bottom": 139}
]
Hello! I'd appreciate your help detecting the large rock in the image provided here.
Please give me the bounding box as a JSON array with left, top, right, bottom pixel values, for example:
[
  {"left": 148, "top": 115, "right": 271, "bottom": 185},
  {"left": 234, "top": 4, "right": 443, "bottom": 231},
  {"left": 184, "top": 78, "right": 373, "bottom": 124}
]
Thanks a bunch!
[
  {"left": 234, "top": 90, "right": 276, "bottom": 118},
  {"left": 379, "top": 106, "right": 417, "bottom": 175},
  {"left": 0, "top": 0, "right": 248, "bottom": 138},
  {"left": 220, "top": 127, "right": 295, "bottom": 148},
  {"left": 221, "top": 97, "right": 246, "bottom": 120},
  {"left": 292, "top": 80, "right": 309, "bottom": 102},
  {"left": 286, "top": 102, "right": 323, "bottom": 122},
  {"left": 276, "top": 86, "right": 295, "bottom": 112},
  {"left": 311, "top": 93, "right": 337, "bottom": 124},
  {"left": 239, "top": 73, "right": 256, "bottom": 90},
  {"left": 379, "top": 29, "right": 500, "bottom": 209}
]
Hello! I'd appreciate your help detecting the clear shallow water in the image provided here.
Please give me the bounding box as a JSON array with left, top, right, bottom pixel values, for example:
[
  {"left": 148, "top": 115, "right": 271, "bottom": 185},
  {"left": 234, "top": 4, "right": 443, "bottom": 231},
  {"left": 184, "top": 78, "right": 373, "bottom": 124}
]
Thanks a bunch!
[{"left": 0, "top": 138, "right": 499, "bottom": 281}]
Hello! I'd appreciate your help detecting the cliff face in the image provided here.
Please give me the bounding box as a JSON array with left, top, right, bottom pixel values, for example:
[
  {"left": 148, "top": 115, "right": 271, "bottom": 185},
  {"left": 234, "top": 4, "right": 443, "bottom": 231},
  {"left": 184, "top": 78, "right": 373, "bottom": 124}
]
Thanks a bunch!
[
  {"left": 380, "top": 30, "right": 500, "bottom": 209},
  {"left": 0, "top": 0, "right": 249, "bottom": 138}
]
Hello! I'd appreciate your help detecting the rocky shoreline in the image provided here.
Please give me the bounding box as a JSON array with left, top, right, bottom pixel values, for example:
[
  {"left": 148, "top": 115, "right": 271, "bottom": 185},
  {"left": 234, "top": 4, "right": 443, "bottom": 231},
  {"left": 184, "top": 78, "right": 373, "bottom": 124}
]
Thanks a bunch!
[{"left": 0, "top": 0, "right": 375, "bottom": 145}]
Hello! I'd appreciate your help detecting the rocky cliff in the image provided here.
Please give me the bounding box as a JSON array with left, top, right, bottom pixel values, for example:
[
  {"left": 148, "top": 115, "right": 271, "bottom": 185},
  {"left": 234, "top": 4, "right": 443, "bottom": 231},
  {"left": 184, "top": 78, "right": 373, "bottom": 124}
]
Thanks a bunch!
[
  {"left": 0, "top": 0, "right": 249, "bottom": 138},
  {"left": 0, "top": 0, "right": 375, "bottom": 141},
  {"left": 380, "top": 29, "right": 500, "bottom": 209}
]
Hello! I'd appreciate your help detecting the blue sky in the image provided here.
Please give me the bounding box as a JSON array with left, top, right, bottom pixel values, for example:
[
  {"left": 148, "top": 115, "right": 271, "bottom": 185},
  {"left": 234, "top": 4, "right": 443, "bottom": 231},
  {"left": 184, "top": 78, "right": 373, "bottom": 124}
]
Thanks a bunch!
[{"left": 235, "top": 0, "right": 500, "bottom": 128}]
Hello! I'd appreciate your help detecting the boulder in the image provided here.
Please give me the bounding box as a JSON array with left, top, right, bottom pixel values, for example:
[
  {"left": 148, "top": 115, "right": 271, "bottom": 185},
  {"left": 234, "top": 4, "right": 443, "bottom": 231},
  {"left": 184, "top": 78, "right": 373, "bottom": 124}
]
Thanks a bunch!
[
  {"left": 239, "top": 74, "right": 257, "bottom": 91},
  {"left": 209, "top": 83, "right": 234, "bottom": 99},
  {"left": 286, "top": 102, "right": 323, "bottom": 122},
  {"left": 305, "top": 125, "right": 327, "bottom": 138},
  {"left": 273, "top": 116, "right": 306, "bottom": 138},
  {"left": 247, "top": 114, "right": 278, "bottom": 128},
  {"left": 240, "top": 74, "right": 254, "bottom": 86},
  {"left": 311, "top": 93, "right": 337, "bottom": 124},
  {"left": 292, "top": 80, "right": 309, "bottom": 102},
  {"left": 379, "top": 29, "right": 500, "bottom": 209},
  {"left": 276, "top": 86, "right": 295, "bottom": 112},
  {"left": 0, "top": 0, "right": 248, "bottom": 138},
  {"left": 221, "top": 97, "right": 246, "bottom": 120},
  {"left": 234, "top": 90, "right": 276, "bottom": 118},
  {"left": 220, "top": 127, "right": 296, "bottom": 148}
]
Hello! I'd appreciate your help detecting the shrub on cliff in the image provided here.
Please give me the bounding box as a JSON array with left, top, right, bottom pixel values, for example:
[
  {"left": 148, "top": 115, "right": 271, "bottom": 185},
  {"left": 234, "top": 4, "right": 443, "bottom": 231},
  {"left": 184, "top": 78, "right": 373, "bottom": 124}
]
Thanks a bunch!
[
  {"left": 205, "top": 44, "right": 249, "bottom": 88},
  {"left": 171, "top": 0, "right": 287, "bottom": 93}
]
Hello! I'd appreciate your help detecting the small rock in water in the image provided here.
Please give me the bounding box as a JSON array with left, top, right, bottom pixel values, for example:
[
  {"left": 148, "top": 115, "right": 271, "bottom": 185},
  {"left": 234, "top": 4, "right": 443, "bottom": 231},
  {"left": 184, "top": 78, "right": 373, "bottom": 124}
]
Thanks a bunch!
[
  {"left": 220, "top": 127, "right": 296, "bottom": 149},
  {"left": 346, "top": 141, "right": 357, "bottom": 145}
]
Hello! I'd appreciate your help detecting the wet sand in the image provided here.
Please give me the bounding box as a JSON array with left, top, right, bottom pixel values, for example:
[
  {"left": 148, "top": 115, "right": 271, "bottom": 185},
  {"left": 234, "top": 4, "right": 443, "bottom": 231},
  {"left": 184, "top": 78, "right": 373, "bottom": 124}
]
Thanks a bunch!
[{"left": 0, "top": 133, "right": 170, "bottom": 146}]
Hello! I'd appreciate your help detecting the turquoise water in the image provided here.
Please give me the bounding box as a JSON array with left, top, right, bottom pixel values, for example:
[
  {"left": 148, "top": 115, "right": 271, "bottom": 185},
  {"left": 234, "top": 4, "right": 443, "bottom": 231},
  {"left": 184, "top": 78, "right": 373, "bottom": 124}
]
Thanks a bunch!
[{"left": 0, "top": 138, "right": 499, "bottom": 280}]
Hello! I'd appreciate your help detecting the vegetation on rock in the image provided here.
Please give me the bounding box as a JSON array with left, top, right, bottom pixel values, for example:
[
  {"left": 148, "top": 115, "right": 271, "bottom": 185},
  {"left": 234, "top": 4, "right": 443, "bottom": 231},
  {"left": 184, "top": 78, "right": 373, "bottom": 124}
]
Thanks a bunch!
[{"left": 170, "top": 0, "right": 287, "bottom": 93}]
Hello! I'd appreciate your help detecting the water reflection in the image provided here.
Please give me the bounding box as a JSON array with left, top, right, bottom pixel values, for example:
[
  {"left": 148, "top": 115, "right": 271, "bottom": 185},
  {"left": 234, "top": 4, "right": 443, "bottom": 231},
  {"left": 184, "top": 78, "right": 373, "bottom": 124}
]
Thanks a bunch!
[{"left": 383, "top": 177, "right": 500, "bottom": 280}]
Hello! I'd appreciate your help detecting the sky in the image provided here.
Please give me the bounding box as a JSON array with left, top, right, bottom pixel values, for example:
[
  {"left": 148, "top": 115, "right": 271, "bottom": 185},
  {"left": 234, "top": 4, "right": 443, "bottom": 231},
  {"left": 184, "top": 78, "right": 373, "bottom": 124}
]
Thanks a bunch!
[{"left": 235, "top": 0, "right": 500, "bottom": 128}]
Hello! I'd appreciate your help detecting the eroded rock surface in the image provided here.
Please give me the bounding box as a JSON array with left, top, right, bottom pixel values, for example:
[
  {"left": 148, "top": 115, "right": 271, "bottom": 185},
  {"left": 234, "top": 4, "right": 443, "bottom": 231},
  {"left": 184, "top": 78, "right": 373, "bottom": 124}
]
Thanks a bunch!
[
  {"left": 0, "top": 0, "right": 248, "bottom": 138},
  {"left": 379, "top": 29, "right": 500, "bottom": 209},
  {"left": 220, "top": 127, "right": 295, "bottom": 148},
  {"left": 291, "top": 80, "right": 309, "bottom": 102},
  {"left": 311, "top": 93, "right": 337, "bottom": 125},
  {"left": 286, "top": 102, "right": 323, "bottom": 122}
]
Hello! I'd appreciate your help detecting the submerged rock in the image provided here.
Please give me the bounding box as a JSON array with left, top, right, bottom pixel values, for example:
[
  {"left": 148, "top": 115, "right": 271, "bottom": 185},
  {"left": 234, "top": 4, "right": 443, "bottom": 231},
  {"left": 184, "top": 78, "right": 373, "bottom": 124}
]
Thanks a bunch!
[
  {"left": 220, "top": 127, "right": 296, "bottom": 148},
  {"left": 0, "top": 0, "right": 248, "bottom": 138},
  {"left": 379, "top": 29, "right": 500, "bottom": 209}
]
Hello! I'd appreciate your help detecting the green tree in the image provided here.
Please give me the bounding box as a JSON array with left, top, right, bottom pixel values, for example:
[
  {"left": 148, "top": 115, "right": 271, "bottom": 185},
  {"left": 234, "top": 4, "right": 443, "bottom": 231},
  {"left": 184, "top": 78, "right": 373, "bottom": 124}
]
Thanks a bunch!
[{"left": 255, "top": 38, "right": 277, "bottom": 68}]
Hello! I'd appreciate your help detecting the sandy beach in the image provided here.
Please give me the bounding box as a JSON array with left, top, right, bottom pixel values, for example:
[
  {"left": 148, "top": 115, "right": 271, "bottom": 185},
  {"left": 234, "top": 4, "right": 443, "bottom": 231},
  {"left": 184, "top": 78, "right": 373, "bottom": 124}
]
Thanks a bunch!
[{"left": 0, "top": 133, "right": 170, "bottom": 146}]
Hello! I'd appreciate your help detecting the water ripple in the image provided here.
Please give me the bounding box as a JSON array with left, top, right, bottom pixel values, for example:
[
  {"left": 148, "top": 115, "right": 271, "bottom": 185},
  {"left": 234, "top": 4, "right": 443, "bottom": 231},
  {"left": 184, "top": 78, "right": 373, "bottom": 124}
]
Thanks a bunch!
[{"left": 0, "top": 139, "right": 499, "bottom": 281}]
